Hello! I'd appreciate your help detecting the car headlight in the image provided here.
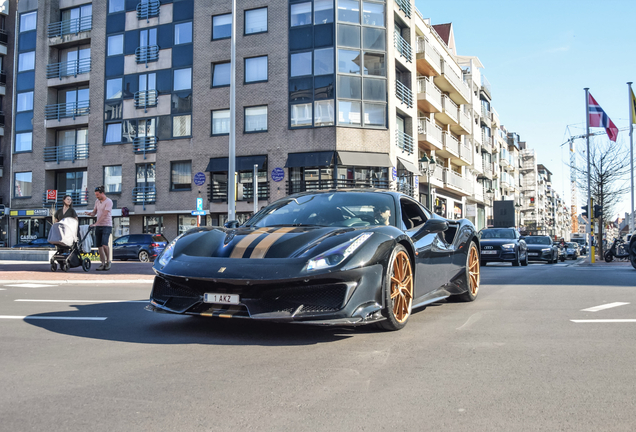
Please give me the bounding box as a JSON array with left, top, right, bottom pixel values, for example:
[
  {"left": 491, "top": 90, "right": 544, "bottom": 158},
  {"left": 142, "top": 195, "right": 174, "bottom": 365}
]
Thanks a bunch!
[
  {"left": 157, "top": 233, "right": 186, "bottom": 267},
  {"left": 541, "top": 248, "right": 551, "bottom": 252},
  {"left": 307, "top": 232, "right": 373, "bottom": 271},
  {"left": 501, "top": 243, "right": 515, "bottom": 249}
]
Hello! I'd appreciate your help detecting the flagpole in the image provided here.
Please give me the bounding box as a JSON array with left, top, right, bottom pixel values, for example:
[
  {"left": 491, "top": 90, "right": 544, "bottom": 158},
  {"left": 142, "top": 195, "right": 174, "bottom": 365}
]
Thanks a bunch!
[
  {"left": 585, "top": 88, "right": 592, "bottom": 264},
  {"left": 629, "top": 82, "right": 634, "bottom": 234}
]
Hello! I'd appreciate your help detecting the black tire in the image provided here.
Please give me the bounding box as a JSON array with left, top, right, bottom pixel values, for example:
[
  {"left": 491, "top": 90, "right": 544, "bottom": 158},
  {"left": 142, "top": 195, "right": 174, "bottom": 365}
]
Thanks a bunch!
[
  {"left": 548, "top": 255, "right": 554, "bottom": 264},
  {"left": 50, "top": 260, "right": 57, "bottom": 272},
  {"left": 454, "top": 241, "right": 480, "bottom": 302},
  {"left": 61, "top": 261, "right": 69, "bottom": 272},
  {"left": 378, "top": 244, "right": 413, "bottom": 331},
  {"left": 521, "top": 252, "right": 528, "bottom": 266},
  {"left": 604, "top": 252, "right": 613, "bottom": 262},
  {"left": 512, "top": 252, "right": 520, "bottom": 266},
  {"left": 82, "top": 258, "right": 91, "bottom": 272},
  {"left": 138, "top": 250, "right": 150, "bottom": 263},
  {"left": 560, "top": 256, "right": 565, "bottom": 262},
  {"left": 630, "top": 243, "right": 636, "bottom": 270}
]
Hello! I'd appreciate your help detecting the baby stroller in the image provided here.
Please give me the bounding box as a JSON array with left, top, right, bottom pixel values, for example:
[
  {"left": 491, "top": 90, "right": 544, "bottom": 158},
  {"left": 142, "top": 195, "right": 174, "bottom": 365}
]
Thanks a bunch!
[{"left": 48, "top": 220, "right": 93, "bottom": 272}]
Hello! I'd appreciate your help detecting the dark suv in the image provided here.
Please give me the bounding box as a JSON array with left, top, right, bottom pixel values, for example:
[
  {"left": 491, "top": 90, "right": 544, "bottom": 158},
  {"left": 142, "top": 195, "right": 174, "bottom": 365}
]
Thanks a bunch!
[
  {"left": 478, "top": 228, "right": 528, "bottom": 266},
  {"left": 113, "top": 234, "right": 168, "bottom": 262},
  {"left": 524, "top": 235, "right": 558, "bottom": 263}
]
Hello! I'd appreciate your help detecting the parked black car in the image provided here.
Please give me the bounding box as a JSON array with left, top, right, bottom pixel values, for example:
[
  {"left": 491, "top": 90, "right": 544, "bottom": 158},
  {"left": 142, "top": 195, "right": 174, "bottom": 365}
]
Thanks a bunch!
[
  {"left": 478, "top": 228, "right": 528, "bottom": 266},
  {"left": 12, "top": 238, "right": 55, "bottom": 249},
  {"left": 525, "top": 235, "right": 558, "bottom": 263},
  {"left": 113, "top": 234, "right": 168, "bottom": 262}
]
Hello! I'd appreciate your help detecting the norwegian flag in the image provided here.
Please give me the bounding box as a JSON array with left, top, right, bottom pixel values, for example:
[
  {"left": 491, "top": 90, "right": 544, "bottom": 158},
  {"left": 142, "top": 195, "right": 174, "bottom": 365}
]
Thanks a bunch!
[{"left": 588, "top": 93, "right": 619, "bottom": 142}]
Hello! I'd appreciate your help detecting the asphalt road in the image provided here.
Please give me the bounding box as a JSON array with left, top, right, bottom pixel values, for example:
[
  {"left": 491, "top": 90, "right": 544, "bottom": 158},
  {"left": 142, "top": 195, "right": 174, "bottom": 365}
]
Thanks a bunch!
[{"left": 1, "top": 258, "right": 635, "bottom": 431}]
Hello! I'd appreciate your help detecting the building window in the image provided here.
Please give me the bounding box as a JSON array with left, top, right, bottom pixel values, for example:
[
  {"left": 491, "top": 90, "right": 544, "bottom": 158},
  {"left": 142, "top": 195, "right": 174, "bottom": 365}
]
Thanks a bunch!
[
  {"left": 108, "top": 34, "right": 124, "bottom": 56},
  {"left": 212, "top": 13, "right": 231, "bottom": 40},
  {"left": 174, "top": 22, "right": 193, "bottom": 45},
  {"left": 14, "top": 172, "right": 32, "bottom": 197},
  {"left": 245, "top": 56, "right": 267, "bottom": 83},
  {"left": 245, "top": 106, "right": 267, "bottom": 132},
  {"left": 291, "top": 103, "right": 312, "bottom": 128},
  {"left": 338, "top": 100, "right": 361, "bottom": 126},
  {"left": 140, "top": 28, "right": 157, "bottom": 47},
  {"left": 18, "top": 52, "right": 35, "bottom": 72},
  {"left": 173, "top": 68, "right": 192, "bottom": 91},
  {"left": 173, "top": 115, "right": 192, "bottom": 137},
  {"left": 315, "top": 100, "right": 335, "bottom": 126},
  {"left": 363, "top": 52, "right": 385, "bottom": 76},
  {"left": 362, "top": 1, "right": 384, "bottom": 27},
  {"left": 15, "top": 132, "right": 33, "bottom": 153},
  {"left": 178, "top": 215, "right": 199, "bottom": 235},
  {"left": 171, "top": 161, "right": 192, "bottom": 191},
  {"left": 314, "top": 48, "right": 334, "bottom": 75},
  {"left": 61, "top": 5, "right": 92, "bottom": 32},
  {"left": 245, "top": 7, "right": 267, "bottom": 34},
  {"left": 143, "top": 216, "right": 163, "bottom": 234},
  {"left": 290, "top": 52, "right": 312, "bottom": 77},
  {"left": 212, "top": 62, "right": 231, "bottom": 87},
  {"left": 108, "top": 0, "right": 125, "bottom": 13},
  {"left": 105, "top": 123, "right": 122, "bottom": 143},
  {"left": 106, "top": 78, "right": 123, "bottom": 100},
  {"left": 315, "top": 0, "right": 334, "bottom": 24},
  {"left": 20, "top": 12, "right": 37, "bottom": 32},
  {"left": 363, "top": 102, "right": 385, "bottom": 127},
  {"left": 338, "top": 49, "right": 361, "bottom": 74},
  {"left": 211, "top": 109, "right": 230, "bottom": 135},
  {"left": 104, "top": 166, "right": 122, "bottom": 193},
  {"left": 291, "top": 2, "right": 312, "bottom": 27},
  {"left": 338, "top": 0, "right": 360, "bottom": 24},
  {"left": 17, "top": 92, "right": 34, "bottom": 112}
]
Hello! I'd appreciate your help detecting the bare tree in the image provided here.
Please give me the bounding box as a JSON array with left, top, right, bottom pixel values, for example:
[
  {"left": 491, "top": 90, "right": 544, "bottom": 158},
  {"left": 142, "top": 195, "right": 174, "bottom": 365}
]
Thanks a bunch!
[{"left": 573, "top": 137, "right": 630, "bottom": 256}]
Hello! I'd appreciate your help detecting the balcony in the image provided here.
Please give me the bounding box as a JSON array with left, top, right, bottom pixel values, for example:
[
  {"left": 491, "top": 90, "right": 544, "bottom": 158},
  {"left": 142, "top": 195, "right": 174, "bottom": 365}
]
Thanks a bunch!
[
  {"left": 45, "top": 101, "right": 90, "bottom": 121},
  {"left": 417, "top": 117, "right": 443, "bottom": 150},
  {"left": 437, "top": 132, "right": 460, "bottom": 159},
  {"left": 133, "top": 186, "right": 156, "bottom": 209},
  {"left": 480, "top": 106, "right": 491, "bottom": 127},
  {"left": 458, "top": 139, "right": 473, "bottom": 166},
  {"left": 453, "top": 107, "right": 471, "bottom": 135},
  {"left": 433, "top": 60, "right": 470, "bottom": 104},
  {"left": 42, "top": 190, "right": 89, "bottom": 208},
  {"left": 136, "top": 45, "right": 159, "bottom": 66},
  {"left": 481, "top": 132, "right": 492, "bottom": 153},
  {"left": 415, "top": 37, "right": 441, "bottom": 76},
  {"left": 482, "top": 159, "right": 493, "bottom": 179},
  {"left": 134, "top": 90, "right": 158, "bottom": 112},
  {"left": 396, "top": 130, "right": 414, "bottom": 155},
  {"left": 435, "top": 95, "right": 458, "bottom": 126},
  {"left": 443, "top": 169, "right": 472, "bottom": 195},
  {"left": 133, "top": 136, "right": 157, "bottom": 159},
  {"left": 48, "top": 16, "right": 92, "bottom": 38},
  {"left": 46, "top": 58, "right": 91, "bottom": 80},
  {"left": 137, "top": 0, "right": 160, "bottom": 21},
  {"left": 395, "top": 80, "right": 413, "bottom": 109},
  {"left": 397, "top": 181, "right": 416, "bottom": 198},
  {"left": 209, "top": 181, "right": 272, "bottom": 201},
  {"left": 43, "top": 142, "right": 89, "bottom": 163},
  {"left": 481, "top": 75, "right": 492, "bottom": 100},
  {"left": 393, "top": 30, "right": 412, "bottom": 63},
  {"left": 416, "top": 77, "right": 442, "bottom": 113},
  {"left": 394, "top": 0, "right": 411, "bottom": 17}
]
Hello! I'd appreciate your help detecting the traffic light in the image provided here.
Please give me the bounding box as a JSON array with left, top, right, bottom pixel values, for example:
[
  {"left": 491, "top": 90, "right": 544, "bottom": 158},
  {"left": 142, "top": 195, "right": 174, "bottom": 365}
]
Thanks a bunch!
[
  {"left": 594, "top": 204, "right": 603, "bottom": 218},
  {"left": 581, "top": 205, "right": 589, "bottom": 218}
]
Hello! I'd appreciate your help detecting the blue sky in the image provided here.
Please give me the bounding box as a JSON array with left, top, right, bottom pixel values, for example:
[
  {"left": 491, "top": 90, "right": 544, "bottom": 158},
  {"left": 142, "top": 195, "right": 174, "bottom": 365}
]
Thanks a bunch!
[{"left": 415, "top": 0, "right": 636, "bottom": 219}]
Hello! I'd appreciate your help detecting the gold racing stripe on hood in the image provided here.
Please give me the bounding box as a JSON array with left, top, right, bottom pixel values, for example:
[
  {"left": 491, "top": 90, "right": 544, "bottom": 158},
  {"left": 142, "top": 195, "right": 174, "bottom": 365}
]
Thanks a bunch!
[
  {"left": 229, "top": 227, "right": 271, "bottom": 258},
  {"left": 250, "top": 227, "right": 296, "bottom": 259}
]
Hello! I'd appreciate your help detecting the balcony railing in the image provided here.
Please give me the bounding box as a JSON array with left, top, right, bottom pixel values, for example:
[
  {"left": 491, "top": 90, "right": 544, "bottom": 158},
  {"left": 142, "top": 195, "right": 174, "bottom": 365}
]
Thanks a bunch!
[
  {"left": 441, "top": 95, "right": 458, "bottom": 123},
  {"left": 440, "top": 60, "right": 470, "bottom": 101},
  {"left": 43, "top": 142, "right": 89, "bottom": 163},
  {"left": 393, "top": 30, "right": 412, "bottom": 63},
  {"left": 481, "top": 75, "right": 492, "bottom": 99},
  {"left": 418, "top": 117, "right": 443, "bottom": 145},
  {"left": 395, "top": 0, "right": 411, "bottom": 18},
  {"left": 0, "top": 29, "right": 7, "bottom": 45},
  {"left": 135, "top": 45, "right": 159, "bottom": 66},
  {"left": 396, "top": 181, "right": 416, "bottom": 198},
  {"left": 137, "top": 0, "right": 160, "bottom": 22},
  {"left": 481, "top": 105, "right": 491, "bottom": 124},
  {"left": 46, "top": 58, "right": 91, "bottom": 79},
  {"left": 483, "top": 160, "right": 493, "bottom": 177},
  {"left": 48, "top": 16, "right": 92, "bottom": 38},
  {"left": 42, "top": 190, "right": 89, "bottom": 208},
  {"left": 396, "top": 130, "right": 414, "bottom": 155},
  {"left": 442, "top": 132, "right": 460, "bottom": 155},
  {"left": 481, "top": 132, "right": 492, "bottom": 152},
  {"left": 444, "top": 169, "right": 472, "bottom": 194},
  {"left": 133, "top": 186, "right": 156, "bottom": 209},
  {"left": 458, "top": 108, "right": 471, "bottom": 131},
  {"left": 45, "top": 101, "right": 90, "bottom": 121},
  {"left": 395, "top": 80, "right": 413, "bottom": 108},
  {"left": 460, "top": 141, "right": 473, "bottom": 164},
  {"left": 417, "top": 77, "right": 442, "bottom": 108},
  {"left": 133, "top": 136, "right": 157, "bottom": 159},
  {"left": 210, "top": 182, "right": 273, "bottom": 201},
  {"left": 134, "top": 90, "right": 158, "bottom": 112},
  {"left": 416, "top": 37, "right": 441, "bottom": 71},
  {"left": 240, "top": 183, "right": 271, "bottom": 201}
]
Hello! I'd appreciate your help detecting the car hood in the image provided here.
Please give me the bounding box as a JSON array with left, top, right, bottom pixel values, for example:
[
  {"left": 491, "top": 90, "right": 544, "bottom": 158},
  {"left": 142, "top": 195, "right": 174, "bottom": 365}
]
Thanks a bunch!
[
  {"left": 526, "top": 244, "right": 553, "bottom": 251},
  {"left": 479, "top": 239, "right": 518, "bottom": 247}
]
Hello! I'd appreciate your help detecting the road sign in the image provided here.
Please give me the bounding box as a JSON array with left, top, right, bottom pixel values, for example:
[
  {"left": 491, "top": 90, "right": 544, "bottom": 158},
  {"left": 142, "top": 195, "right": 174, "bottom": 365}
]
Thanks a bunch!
[
  {"left": 196, "top": 197, "right": 203, "bottom": 211},
  {"left": 271, "top": 167, "right": 284, "bottom": 182},
  {"left": 194, "top": 172, "right": 206, "bottom": 186},
  {"left": 47, "top": 190, "right": 57, "bottom": 202},
  {"left": 391, "top": 167, "right": 397, "bottom": 181},
  {"left": 191, "top": 210, "right": 206, "bottom": 216}
]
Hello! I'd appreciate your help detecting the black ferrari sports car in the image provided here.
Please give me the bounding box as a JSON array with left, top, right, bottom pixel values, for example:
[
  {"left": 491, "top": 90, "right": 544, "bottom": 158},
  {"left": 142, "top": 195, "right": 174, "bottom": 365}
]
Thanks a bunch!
[{"left": 147, "top": 190, "right": 481, "bottom": 330}]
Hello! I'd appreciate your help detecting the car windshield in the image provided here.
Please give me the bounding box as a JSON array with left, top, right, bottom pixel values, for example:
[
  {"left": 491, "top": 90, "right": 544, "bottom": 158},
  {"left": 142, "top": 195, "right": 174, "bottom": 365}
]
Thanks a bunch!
[
  {"left": 567, "top": 242, "right": 578, "bottom": 248},
  {"left": 246, "top": 192, "right": 396, "bottom": 228},
  {"left": 152, "top": 235, "right": 168, "bottom": 243},
  {"left": 479, "top": 229, "right": 516, "bottom": 239},
  {"left": 525, "top": 236, "right": 552, "bottom": 245}
]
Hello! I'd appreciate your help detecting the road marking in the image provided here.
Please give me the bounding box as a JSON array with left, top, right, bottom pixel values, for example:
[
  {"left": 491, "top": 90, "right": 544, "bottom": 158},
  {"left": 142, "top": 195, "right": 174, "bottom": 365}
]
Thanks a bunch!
[
  {"left": 0, "top": 315, "right": 107, "bottom": 321},
  {"left": 571, "top": 319, "right": 636, "bottom": 323},
  {"left": 581, "top": 302, "right": 630, "bottom": 312},
  {"left": 14, "top": 299, "right": 148, "bottom": 303},
  {"left": 3, "top": 283, "right": 57, "bottom": 288}
]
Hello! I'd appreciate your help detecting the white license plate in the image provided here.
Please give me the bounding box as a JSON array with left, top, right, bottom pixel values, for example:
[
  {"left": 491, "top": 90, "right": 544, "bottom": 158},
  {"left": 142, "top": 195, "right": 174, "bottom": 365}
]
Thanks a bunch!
[
  {"left": 481, "top": 250, "right": 497, "bottom": 255},
  {"left": 529, "top": 253, "right": 539, "bottom": 256},
  {"left": 204, "top": 293, "right": 240, "bottom": 305}
]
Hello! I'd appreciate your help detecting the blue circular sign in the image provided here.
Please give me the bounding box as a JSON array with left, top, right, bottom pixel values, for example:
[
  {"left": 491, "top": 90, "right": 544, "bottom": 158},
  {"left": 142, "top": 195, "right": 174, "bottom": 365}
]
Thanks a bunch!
[
  {"left": 193, "top": 172, "right": 206, "bottom": 186},
  {"left": 271, "top": 167, "right": 285, "bottom": 182},
  {"left": 414, "top": 176, "right": 419, "bottom": 189},
  {"left": 391, "top": 167, "right": 397, "bottom": 181}
]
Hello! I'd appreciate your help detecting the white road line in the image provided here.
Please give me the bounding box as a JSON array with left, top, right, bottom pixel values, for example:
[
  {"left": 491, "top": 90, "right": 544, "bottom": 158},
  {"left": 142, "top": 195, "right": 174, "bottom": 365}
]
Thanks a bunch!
[
  {"left": 571, "top": 319, "right": 636, "bottom": 323},
  {"left": 3, "top": 283, "right": 57, "bottom": 288},
  {"left": 581, "top": 302, "right": 630, "bottom": 312},
  {"left": 0, "top": 315, "right": 107, "bottom": 321},
  {"left": 14, "top": 299, "right": 148, "bottom": 303}
]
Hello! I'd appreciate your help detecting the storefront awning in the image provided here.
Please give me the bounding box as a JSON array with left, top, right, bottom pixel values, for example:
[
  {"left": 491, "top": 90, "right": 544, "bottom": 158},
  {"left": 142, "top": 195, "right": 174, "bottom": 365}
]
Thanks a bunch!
[
  {"left": 205, "top": 155, "right": 268, "bottom": 172},
  {"left": 397, "top": 157, "right": 422, "bottom": 176},
  {"left": 285, "top": 151, "right": 334, "bottom": 168},
  {"left": 337, "top": 151, "right": 393, "bottom": 167}
]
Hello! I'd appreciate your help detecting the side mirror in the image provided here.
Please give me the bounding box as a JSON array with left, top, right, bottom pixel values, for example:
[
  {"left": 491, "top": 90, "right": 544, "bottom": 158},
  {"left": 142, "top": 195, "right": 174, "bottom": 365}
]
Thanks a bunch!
[
  {"left": 419, "top": 219, "right": 449, "bottom": 236},
  {"left": 224, "top": 220, "right": 240, "bottom": 229}
]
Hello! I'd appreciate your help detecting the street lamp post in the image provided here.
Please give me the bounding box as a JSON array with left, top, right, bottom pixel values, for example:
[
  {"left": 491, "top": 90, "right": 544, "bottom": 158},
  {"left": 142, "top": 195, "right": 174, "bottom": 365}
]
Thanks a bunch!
[
  {"left": 419, "top": 155, "right": 438, "bottom": 210},
  {"left": 485, "top": 188, "right": 494, "bottom": 227},
  {"left": 515, "top": 202, "right": 522, "bottom": 230}
]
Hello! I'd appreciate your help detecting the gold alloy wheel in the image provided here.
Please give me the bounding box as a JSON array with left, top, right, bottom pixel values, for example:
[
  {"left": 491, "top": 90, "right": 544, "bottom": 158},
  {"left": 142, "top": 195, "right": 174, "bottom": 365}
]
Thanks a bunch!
[
  {"left": 390, "top": 251, "right": 413, "bottom": 323},
  {"left": 469, "top": 245, "right": 480, "bottom": 296}
]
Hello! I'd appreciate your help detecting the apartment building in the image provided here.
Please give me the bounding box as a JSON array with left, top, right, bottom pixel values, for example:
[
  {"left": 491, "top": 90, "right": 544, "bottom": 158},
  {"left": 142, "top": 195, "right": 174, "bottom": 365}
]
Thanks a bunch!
[
  {"left": 0, "top": 0, "right": 14, "bottom": 247},
  {"left": 5, "top": 0, "right": 428, "bottom": 245}
]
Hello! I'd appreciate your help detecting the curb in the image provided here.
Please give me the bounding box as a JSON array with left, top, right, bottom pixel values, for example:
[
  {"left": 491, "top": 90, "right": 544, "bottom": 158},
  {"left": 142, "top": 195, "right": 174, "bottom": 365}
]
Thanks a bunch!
[{"left": 1, "top": 279, "right": 154, "bottom": 285}]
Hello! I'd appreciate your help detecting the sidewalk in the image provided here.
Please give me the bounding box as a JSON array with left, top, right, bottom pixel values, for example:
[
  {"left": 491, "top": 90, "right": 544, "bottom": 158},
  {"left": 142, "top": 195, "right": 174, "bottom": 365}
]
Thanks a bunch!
[
  {"left": 0, "top": 260, "right": 155, "bottom": 283},
  {"left": 576, "top": 256, "right": 633, "bottom": 267}
]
